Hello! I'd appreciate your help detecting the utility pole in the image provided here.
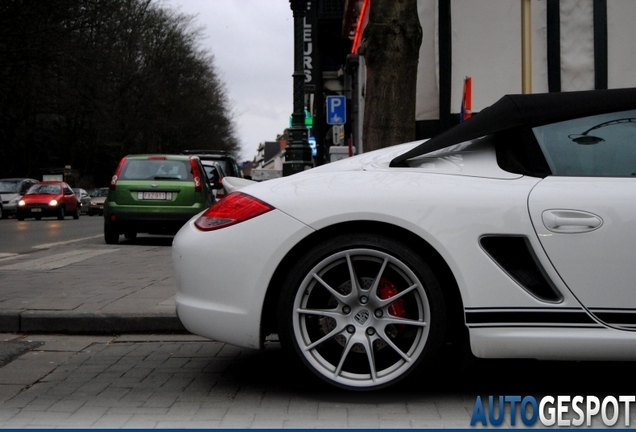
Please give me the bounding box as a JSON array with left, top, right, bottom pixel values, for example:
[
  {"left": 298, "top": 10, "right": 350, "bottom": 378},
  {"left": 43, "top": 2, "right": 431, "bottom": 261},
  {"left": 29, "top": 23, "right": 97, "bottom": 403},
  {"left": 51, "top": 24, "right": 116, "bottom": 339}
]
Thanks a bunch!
[
  {"left": 284, "top": 0, "right": 314, "bottom": 176},
  {"left": 521, "top": 0, "right": 532, "bottom": 94}
]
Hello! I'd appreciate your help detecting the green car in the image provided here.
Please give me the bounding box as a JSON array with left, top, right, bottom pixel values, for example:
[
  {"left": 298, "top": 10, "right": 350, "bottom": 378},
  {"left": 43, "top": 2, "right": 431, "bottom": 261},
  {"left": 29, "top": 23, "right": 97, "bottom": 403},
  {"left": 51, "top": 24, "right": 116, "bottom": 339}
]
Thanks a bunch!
[{"left": 103, "top": 154, "right": 214, "bottom": 244}]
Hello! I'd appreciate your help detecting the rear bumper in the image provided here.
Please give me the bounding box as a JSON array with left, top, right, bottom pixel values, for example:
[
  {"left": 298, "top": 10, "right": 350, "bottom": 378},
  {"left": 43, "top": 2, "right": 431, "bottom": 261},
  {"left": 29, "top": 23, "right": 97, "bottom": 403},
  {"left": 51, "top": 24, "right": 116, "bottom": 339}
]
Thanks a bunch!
[{"left": 104, "top": 207, "right": 204, "bottom": 234}]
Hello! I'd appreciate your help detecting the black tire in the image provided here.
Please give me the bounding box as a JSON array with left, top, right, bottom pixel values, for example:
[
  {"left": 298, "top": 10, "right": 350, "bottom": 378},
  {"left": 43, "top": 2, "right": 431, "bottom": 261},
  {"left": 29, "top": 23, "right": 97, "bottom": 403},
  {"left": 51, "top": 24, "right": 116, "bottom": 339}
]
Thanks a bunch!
[
  {"left": 277, "top": 233, "right": 446, "bottom": 391},
  {"left": 124, "top": 231, "right": 137, "bottom": 240},
  {"left": 57, "top": 206, "right": 65, "bottom": 220},
  {"left": 0, "top": 205, "right": 3, "bottom": 219},
  {"left": 104, "top": 224, "right": 119, "bottom": 244},
  {"left": 73, "top": 206, "right": 80, "bottom": 219}
]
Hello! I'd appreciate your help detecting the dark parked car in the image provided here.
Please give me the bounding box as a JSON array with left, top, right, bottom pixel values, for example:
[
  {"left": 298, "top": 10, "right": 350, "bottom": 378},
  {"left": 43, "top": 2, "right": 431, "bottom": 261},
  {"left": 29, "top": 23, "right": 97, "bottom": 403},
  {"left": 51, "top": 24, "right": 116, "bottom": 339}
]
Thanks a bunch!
[
  {"left": 200, "top": 160, "right": 227, "bottom": 201},
  {"left": 103, "top": 154, "right": 213, "bottom": 244},
  {"left": 17, "top": 181, "right": 80, "bottom": 220},
  {"left": 87, "top": 187, "right": 108, "bottom": 216},
  {"left": 181, "top": 150, "right": 243, "bottom": 178},
  {"left": 73, "top": 188, "right": 91, "bottom": 214}
]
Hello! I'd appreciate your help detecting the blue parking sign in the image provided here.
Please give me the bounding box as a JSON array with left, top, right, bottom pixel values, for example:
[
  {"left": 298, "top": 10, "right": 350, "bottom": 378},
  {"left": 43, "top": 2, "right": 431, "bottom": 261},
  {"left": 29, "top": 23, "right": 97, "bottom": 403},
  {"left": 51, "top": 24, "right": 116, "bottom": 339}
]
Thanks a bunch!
[{"left": 326, "top": 95, "right": 346, "bottom": 125}]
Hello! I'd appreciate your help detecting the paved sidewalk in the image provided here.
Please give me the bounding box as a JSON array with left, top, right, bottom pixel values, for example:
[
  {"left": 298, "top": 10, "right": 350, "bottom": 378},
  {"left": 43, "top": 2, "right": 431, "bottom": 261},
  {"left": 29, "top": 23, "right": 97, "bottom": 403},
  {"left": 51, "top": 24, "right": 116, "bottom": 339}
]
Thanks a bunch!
[
  {"left": 0, "top": 238, "right": 185, "bottom": 334},
  {"left": 0, "top": 333, "right": 478, "bottom": 428}
]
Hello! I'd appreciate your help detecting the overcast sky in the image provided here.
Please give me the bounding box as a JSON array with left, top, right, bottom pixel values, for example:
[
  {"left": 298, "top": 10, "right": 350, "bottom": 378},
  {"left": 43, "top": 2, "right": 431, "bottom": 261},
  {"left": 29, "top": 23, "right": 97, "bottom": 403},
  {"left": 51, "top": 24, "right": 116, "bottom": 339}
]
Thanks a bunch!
[{"left": 162, "top": 0, "right": 294, "bottom": 161}]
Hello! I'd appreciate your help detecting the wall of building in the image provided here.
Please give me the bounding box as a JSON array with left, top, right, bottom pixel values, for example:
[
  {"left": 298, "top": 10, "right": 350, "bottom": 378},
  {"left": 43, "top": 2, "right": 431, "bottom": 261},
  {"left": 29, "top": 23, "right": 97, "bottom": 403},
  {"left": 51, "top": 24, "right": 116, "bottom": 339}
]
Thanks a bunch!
[{"left": 415, "top": 0, "right": 636, "bottom": 127}]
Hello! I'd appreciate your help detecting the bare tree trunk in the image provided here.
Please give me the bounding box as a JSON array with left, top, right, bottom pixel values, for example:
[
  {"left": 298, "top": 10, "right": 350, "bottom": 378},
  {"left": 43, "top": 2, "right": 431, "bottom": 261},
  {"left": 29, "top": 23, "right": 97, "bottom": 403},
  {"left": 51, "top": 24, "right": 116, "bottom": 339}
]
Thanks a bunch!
[{"left": 359, "top": 0, "right": 422, "bottom": 152}]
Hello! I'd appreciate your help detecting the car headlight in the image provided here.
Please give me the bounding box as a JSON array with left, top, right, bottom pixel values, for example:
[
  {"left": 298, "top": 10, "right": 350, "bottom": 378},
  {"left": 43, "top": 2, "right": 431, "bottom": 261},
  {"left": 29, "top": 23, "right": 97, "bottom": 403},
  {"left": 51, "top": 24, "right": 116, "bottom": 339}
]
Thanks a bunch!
[
  {"left": 18, "top": 200, "right": 25, "bottom": 207},
  {"left": 49, "top": 199, "right": 58, "bottom": 206},
  {"left": 9, "top": 197, "right": 20, "bottom": 204}
]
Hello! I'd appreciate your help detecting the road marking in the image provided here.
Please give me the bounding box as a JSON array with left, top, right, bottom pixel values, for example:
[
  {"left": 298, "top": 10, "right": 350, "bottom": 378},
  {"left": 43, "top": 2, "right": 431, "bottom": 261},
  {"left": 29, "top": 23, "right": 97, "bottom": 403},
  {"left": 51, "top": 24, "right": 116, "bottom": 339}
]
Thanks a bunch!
[
  {"left": 32, "top": 234, "right": 102, "bottom": 250},
  {"left": 0, "top": 249, "right": 118, "bottom": 270}
]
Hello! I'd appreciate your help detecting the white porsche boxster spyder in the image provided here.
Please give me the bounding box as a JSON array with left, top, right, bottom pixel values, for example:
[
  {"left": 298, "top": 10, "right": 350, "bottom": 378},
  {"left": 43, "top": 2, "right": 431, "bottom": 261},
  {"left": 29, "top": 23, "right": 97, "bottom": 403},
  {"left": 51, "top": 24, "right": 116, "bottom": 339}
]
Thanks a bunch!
[{"left": 172, "top": 88, "right": 636, "bottom": 390}]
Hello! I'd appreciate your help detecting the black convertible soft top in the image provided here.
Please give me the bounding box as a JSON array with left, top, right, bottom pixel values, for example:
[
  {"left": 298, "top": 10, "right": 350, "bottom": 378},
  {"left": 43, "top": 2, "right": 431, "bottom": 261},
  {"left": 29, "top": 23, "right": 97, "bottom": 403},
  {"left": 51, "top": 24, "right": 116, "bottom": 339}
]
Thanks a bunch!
[{"left": 390, "top": 87, "right": 636, "bottom": 167}]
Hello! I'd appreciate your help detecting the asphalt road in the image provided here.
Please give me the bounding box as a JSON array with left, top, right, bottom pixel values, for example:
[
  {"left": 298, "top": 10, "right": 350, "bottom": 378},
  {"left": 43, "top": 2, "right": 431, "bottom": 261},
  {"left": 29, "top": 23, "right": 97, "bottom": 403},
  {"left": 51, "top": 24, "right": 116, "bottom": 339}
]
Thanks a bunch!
[{"left": 0, "top": 213, "right": 103, "bottom": 255}]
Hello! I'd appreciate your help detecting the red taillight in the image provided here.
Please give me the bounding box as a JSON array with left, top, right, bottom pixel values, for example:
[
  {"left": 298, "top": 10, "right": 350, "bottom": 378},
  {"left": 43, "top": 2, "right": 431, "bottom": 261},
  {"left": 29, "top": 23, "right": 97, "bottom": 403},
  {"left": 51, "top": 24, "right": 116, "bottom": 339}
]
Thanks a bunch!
[
  {"left": 110, "top": 157, "right": 126, "bottom": 191},
  {"left": 194, "top": 192, "right": 273, "bottom": 232},
  {"left": 189, "top": 157, "right": 203, "bottom": 193}
]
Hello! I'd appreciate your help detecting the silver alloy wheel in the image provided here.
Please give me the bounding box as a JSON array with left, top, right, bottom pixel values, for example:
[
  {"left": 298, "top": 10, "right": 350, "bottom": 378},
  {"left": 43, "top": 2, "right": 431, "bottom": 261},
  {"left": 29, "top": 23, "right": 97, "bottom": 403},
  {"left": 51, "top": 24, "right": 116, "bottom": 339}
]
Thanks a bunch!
[{"left": 291, "top": 248, "right": 431, "bottom": 389}]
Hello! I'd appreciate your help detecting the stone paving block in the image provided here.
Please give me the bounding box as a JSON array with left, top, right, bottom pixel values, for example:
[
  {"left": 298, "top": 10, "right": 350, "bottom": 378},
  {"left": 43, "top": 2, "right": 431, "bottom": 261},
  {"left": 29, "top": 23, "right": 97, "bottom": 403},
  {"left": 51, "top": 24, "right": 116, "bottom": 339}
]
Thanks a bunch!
[
  {"left": 107, "top": 406, "right": 169, "bottom": 416},
  {"left": 0, "top": 416, "right": 36, "bottom": 428},
  {"left": 16, "top": 395, "right": 59, "bottom": 412},
  {"left": 317, "top": 404, "right": 348, "bottom": 421},
  {"left": 283, "top": 417, "right": 316, "bottom": 428},
  {"left": 0, "top": 407, "right": 19, "bottom": 421},
  {"left": 141, "top": 394, "right": 179, "bottom": 409},
  {"left": 159, "top": 419, "right": 221, "bottom": 428},
  {"left": 346, "top": 412, "right": 381, "bottom": 428},
  {"left": 191, "top": 407, "right": 228, "bottom": 421},
  {"left": 21, "top": 410, "right": 72, "bottom": 427},
  {"left": 250, "top": 415, "right": 286, "bottom": 428},
  {"left": 258, "top": 393, "right": 290, "bottom": 414},
  {"left": 122, "top": 413, "right": 161, "bottom": 428},
  {"left": 91, "top": 412, "right": 133, "bottom": 428},
  {"left": 166, "top": 401, "right": 200, "bottom": 417},
  {"left": 46, "top": 399, "right": 86, "bottom": 413},
  {"left": 0, "top": 385, "right": 24, "bottom": 403},
  {"left": 68, "top": 406, "right": 108, "bottom": 428},
  {"left": 288, "top": 398, "right": 319, "bottom": 416},
  {"left": 0, "top": 351, "right": 72, "bottom": 385},
  {"left": 219, "top": 412, "right": 255, "bottom": 428}
]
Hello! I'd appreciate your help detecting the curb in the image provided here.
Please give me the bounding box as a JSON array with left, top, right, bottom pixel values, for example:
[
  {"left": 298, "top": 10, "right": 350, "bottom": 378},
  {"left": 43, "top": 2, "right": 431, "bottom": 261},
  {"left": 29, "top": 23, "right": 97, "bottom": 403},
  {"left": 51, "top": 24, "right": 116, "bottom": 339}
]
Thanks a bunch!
[{"left": 0, "top": 311, "right": 189, "bottom": 334}]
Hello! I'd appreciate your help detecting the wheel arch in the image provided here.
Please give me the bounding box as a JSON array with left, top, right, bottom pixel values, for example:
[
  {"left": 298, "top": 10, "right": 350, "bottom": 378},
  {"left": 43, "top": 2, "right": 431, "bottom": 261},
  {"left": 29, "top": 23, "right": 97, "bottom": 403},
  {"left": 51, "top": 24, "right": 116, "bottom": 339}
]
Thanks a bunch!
[{"left": 260, "top": 220, "right": 467, "bottom": 348}]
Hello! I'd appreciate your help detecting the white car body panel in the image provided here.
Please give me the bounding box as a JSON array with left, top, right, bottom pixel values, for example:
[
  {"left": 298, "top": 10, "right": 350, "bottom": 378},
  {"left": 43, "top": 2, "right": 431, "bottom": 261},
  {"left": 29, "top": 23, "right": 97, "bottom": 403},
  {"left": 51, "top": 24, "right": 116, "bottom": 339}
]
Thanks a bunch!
[
  {"left": 529, "top": 176, "right": 636, "bottom": 322},
  {"left": 471, "top": 327, "right": 636, "bottom": 360},
  {"left": 173, "top": 210, "right": 314, "bottom": 349}
]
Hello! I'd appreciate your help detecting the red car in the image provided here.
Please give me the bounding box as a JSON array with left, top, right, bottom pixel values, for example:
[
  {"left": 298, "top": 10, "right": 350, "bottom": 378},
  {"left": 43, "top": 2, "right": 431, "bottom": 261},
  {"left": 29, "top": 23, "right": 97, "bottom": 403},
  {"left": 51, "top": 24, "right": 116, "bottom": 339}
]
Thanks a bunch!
[{"left": 16, "top": 181, "right": 81, "bottom": 221}]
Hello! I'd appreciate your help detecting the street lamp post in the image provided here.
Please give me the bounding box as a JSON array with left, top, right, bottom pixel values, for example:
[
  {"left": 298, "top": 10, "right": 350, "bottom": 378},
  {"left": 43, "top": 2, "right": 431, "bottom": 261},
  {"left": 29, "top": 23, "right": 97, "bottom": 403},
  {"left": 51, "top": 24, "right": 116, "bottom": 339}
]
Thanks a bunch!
[{"left": 284, "top": 0, "right": 313, "bottom": 176}]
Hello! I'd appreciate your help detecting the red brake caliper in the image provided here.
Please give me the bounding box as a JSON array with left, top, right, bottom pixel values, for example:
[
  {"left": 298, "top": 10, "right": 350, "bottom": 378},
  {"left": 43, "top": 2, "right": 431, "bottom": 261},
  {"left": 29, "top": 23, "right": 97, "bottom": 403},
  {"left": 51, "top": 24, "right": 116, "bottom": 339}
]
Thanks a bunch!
[{"left": 378, "top": 277, "right": 406, "bottom": 318}]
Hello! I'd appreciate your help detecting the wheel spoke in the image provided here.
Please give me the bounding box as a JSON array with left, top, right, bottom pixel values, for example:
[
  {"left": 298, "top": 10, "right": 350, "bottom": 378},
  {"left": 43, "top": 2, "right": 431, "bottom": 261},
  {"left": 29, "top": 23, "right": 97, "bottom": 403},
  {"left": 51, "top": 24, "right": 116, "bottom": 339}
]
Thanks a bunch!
[
  {"left": 303, "top": 327, "right": 344, "bottom": 351},
  {"left": 375, "top": 331, "right": 413, "bottom": 363},
  {"left": 363, "top": 336, "right": 378, "bottom": 382},
  {"left": 295, "top": 307, "right": 342, "bottom": 320},
  {"left": 369, "top": 257, "right": 389, "bottom": 293},
  {"left": 345, "top": 252, "right": 361, "bottom": 296},
  {"left": 375, "top": 282, "right": 418, "bottom": 306},
  {"left": 381, "top": 316, "right": 428, "bottom": 327},
  {"left": 333, "top": 334, "right": 356, "bottom": 378},
  {"left": 312, "top": 273, "right": 348, "bottom": 302}
]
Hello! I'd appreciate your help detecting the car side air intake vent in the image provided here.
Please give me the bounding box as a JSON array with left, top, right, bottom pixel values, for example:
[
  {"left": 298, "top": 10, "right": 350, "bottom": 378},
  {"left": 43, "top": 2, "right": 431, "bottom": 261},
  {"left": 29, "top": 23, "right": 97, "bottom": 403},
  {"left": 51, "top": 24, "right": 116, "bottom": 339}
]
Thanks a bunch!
[{"left": 480, "top": 235, "right": 562, "bottom": 302}]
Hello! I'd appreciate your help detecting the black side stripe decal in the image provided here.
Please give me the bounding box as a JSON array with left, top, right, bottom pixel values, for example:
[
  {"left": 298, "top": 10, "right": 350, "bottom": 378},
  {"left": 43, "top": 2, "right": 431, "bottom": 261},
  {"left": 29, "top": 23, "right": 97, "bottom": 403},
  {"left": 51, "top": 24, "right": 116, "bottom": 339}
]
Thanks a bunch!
[{"left": 466, "top": 310, "right": 596, "bottom": 325}]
